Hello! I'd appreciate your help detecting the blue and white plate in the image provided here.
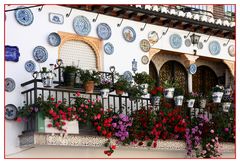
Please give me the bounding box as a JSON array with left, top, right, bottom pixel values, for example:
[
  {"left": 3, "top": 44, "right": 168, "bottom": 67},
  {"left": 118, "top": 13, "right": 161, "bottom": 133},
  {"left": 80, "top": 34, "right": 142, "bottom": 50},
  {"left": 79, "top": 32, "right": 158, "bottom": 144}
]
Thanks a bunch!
[
  {"left": 169, "top": 34, "right": 182, "bottom": 49},
  {"left": 228, "top": 45, "right": 235, "bottom": 57},
  {"left": 5, "top": 78, "right": 16, "bottom": 92},
  {"left": 14, "top": 6, "right": 34, "bottom": 26},
  {"left": 123, "top": 71, "right": 133, "bottom": 82},
  {"left": 189, "top": 64, "right": 197, "bottom": 74},
  {"left": 209, "top": 41, "right": 221, "bottom": 55},
  {"left": 5, "top": 104, "right": 18, "bottom": 120},
  {"left": 104, "top": 42, "right": 114, "bottom": 55},
  {"left": 33, "top": 46, "right": 48, "bottom": 63},
  {"left": 48, "top": 32, "right": 61, "bottom": 46},
  {"left": 122, "top": 26, "right": 136, "bottom": 42},
  {"left": 25, "top": 60, "right": 36, "bottom": 72},
  {"left": 73, "top": 16, "right": 91, "bottom": 36},
  {"left": 97, "top": 23, "right": 111, "bottom": 40}
]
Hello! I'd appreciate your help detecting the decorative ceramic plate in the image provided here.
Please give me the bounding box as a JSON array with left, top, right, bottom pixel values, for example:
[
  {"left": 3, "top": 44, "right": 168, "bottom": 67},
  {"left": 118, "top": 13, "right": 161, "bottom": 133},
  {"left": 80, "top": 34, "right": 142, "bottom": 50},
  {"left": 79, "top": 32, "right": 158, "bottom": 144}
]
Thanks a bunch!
[
  {"left": 15, "top": 6, "right": 34, "bottom": 26},
  {"left": 25, "top": 60, "right": 36, "bottom": 72},
  {"left": 73, "top": 16, "right": 91, "bottom": 36},
  {"left": 49, "top": 12, "right": 64, "bottom": 24},
  {"left": 148, "top": 31, "right": 159, "bottom": 44},
  {"left": 189, "top": 64, "right": 197, "bottom": 74},
  {"left": 228, "top": 45, "right": 235, "bottom": 57},
  {"left": 5, "top": 104, "right": 18, "bottom": 120},
  {"left": 184, "top": 39, "right": 191, "bottom": 47},
  {"left": 48, "top": 32, "right": 61, "bottom": 46},
  {"left": 140, "top": 39, "right": 151, "bottom": 52},
  {"left": 123, "top": 71, "right": 133, "bottom": 82},
  {"left": 104, "top": 42, "right": 114, "bottom": 55},
  {"left": 209, "top": 41, "right": 221, "bottom": 55},
  {"left": 141, "top": 55, "right": 149, "bottom": 65},
  {"left": 33, "top": 46, "right": 48, "bottom": 63},
  {"left": 170, "top": 34, "right": 182, "bottom": 49},
  {"left": 197, "top": 42, "right": 204, "bottom": 49},
  {"left": 97, "top": 23, "right": 111, "bottom": 40},
  {"left": 5, "top": 45, "right": 20, "bottom": 62},
  {"left": 5, "top": 78, "right": 16, "bottom": 92},
  {"left": 122, "top": 26, "right": 136, "bottom": 42}
]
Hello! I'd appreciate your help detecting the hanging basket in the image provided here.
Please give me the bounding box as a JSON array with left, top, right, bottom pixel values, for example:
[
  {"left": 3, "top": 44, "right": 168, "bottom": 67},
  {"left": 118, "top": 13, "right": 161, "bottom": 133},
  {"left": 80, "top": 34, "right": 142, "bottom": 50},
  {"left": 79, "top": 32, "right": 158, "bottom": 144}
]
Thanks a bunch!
[
  {"left": 100, "top": 88, "right": 110, "bottom": 99},
  {"left": 222, "top": 102, "right": 231, "bottom": 112},
  {"left": 174, "top": 95, "right": 184, "bottom": 106},
  {"left": 164, "top": 88, "right": 175, "bottom": 99},
  {"left": 187, "top": 99, "right": 195, "bottom": 108},
  {"left": 151, "top": 96, "right": 161, "bottom": 106},
  {"left": 212, "top": 92, "right": 224, "bottom": 103}
]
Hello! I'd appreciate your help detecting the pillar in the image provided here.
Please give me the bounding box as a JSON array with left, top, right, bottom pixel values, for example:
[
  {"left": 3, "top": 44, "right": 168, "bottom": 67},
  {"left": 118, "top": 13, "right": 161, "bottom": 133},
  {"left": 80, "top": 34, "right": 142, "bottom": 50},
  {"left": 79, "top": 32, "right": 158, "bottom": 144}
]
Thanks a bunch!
[{"left": 188, "top": 73, "right": 193, "bottom": 93}]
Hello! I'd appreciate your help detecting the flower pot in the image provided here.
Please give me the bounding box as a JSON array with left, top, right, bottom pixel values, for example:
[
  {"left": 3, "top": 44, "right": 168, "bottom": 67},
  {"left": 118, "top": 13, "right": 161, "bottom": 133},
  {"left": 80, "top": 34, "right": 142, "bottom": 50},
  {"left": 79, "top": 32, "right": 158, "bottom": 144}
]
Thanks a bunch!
[
  {"left": 41, "top": 72, "right": 54, "bottom": 87},
  {"left": 100, "top": 88, "right": 110, "bottom": 99},
  {"left": 151, "top": 96, "right": 161, "bottom": 106},
  {"left": 84, "top": 81, "right": 94, "bottom": 93},
  {"left": 116, "top": 89, "right": 124, "bottom": 96},
  {"left": 63, "top": 72, "right": 75, "bottom": 87},
  {"left": 199, "top": 99, "right": 207, "bottom": 109},
  {"left": 222, "top": 102, "right": 231, "bottom": 112},
  {"left": 174, "top": 95, "right": 184, "bottom": 106},
  {"left": 224, "top": 88, "right": 231, "bottom": 96},
  {"left": 164, "top": 88, "right": 175, "bottom": 99},
  {"left": 212, "top": 92, "right": 224, "bottom": 103},
  {"left": 140, "top": 84, "right": 148, "bottom": 95},
  {"left": 187, "top": 99, "right": 195, "bottom": 108}
]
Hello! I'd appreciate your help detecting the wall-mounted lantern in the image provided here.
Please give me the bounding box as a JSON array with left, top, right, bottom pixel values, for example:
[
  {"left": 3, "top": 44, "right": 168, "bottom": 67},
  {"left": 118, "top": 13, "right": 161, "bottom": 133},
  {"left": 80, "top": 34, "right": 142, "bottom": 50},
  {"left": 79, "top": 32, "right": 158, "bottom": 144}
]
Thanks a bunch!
[{"left": 190, "top": 33, "right": 201, "bottom": 46}]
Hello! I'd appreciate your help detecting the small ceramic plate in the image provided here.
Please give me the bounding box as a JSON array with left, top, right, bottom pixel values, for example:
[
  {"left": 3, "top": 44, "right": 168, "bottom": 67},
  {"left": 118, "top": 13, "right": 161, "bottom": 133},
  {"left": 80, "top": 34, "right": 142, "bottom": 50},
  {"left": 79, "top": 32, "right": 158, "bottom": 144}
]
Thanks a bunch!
[
  {"left": 33, "top": 46, "right": 48, "bottom": 63},
  {"left": 48, "top": 32, "right": 61, "bottom": 46},
  {"left": 140, "top": 39, "right": 151, "bottom": 52},
  {"left": 123, "top": 71, "right": 133, "bottom": 82},
  {"left": 148, "top": 31, "right": 159, "bottom": 45},
  {"left": 49, "top": 12, "right": 64, "bottom": 24},
  {"left": 73, "top": 15, "right": 91, "bottom": 36},
  {"left": 15, "top": 6, "right": 34, "bottom": 26},
  {"left": 25, "top": 60, "right": 36, "bottom": 72},
  {"left": 184, "top": 39, "right": 191, "bottom": 47},
  {"left": 197, "top": 42, "right": 204, "bottom": 49},
  {"left": 228, "top": 45, "right": 235, "bottom": 57},
  {"left": 122, "top": 26, "right": 136, "bottom": 42},
  {"left": 209, "top": 41, "right": 221, "bottom": 55},
  {"left": 5, "top": 104, "right": 18, "bottom": 120},
  {"left": 5, "top": 78, "right": 16, "bottom": 92},
  {"left": 170, "top": 34, "right": 182, "bottom": 49},
  {"left": 189, "top": 64, "right": 197, "bottom": 74},
  {"left": 97, "top": 23, "right": 111, "bottom": 40},
  {"left": 141, "top": 55, "right": 149, "bottom": 65},
  {"left": 104, "top": 42, "right": 114, "bottom": 55}
]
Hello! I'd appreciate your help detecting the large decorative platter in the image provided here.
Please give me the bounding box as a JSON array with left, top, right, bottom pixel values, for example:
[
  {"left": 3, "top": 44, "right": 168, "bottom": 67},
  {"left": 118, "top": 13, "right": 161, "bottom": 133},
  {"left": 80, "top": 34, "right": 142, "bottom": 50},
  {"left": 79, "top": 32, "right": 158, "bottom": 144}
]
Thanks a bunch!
[
  {"left": 141, "top": 55, "right": 149, "bottom": 65},
  {"left": 25, "top": 60, "right": 36, "bottom": 72},
  {"left": 169, "top": 34, "right": 182, "bottom": 49},
  {"left": 5, "top": 45, "right": 20, "bottom": 62},
  {"left": 122, "top": 26, "right": 136, "bottom": 42},
  {"left": 140, "top": 39, "right": 151, "bottom": 52},
  {"left": 228, "top": 45, "right": 235, "bottom": 57},
  {"left": 5, "top": 78, "right": 16, "bottom": 92},
  {"left": 104, "top": 42, "right": 114, "bottom": 55},
  {"left": 189, "top": 64, "right": 197, "bottom": 74},
  {"left": 148, "top": 31, "right": 159, "bottom": 45},
  {"left": 123, "top": 71, "right": 133, "bottom": 82},
  {"left": 73, "top": 16, "right": 91, "bottom": 36},
  {"left": 97, "top": 23, "right": 111, "bottom": 40},
  {"left": 48, "top": 32, "right": 61, "bottom": 46},
  {"left": 33, "top": 46, "right": 48, "bottom": 63},
  {"left": 5, "top": 104, "right": 18, "bottom": 120},
  {"left": 209, "top": 41, "right": 221, "bottom": 55},
  {"left": 15, "top": 6, "right": 34, "bottom": 26}
]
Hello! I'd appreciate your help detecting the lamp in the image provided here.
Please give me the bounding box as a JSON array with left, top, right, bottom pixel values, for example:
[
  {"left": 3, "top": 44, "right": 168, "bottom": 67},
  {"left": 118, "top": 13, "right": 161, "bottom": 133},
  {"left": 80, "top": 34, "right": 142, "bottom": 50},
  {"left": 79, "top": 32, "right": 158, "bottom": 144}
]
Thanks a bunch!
[
  {"left": 190, "top": 33, "right": 201, "bottom": 45},
  {"left": 132, "top": 59, "right": 137, "bottom": 74}
]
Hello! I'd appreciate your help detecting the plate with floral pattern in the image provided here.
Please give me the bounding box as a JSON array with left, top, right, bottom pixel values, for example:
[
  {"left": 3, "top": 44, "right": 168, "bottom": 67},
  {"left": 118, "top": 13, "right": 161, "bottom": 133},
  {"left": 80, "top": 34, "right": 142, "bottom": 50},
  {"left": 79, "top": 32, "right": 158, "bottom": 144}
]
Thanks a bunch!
[
  {"left": 97, "top": 23, "right": 111, "bottom": 40},
  {"left": 123, "top": 71, "right": 133, "bottom": 82},
  {"left": 73, "top": 16, "right": 91, "bottom": 36},
  {"left": 189, "top": 64, "right": 197, "bottom": 74},
  {"left": 122, "top": 26, "right": 136, "bottom": 42},
  {"left": 5, "top": 78, "right": 16, "bottom": 92},
  {"left": 33, "top": 46, "right": 48, "bottom": 63},
  {"left": 15, "top": 6, "right": 34, "bottom": 26},
  {"left": 5, "top": 104, "right": 18, "bottom": 120},
  {"left": 228, "top": 45, "right": 235, "bottom": 57},
  {"left": 169, "top": 34, "right": 182, "bottom": 49},
  {"left": 48, "top": 32, "right": 61, "bottom": 46},
  {"left": 209, "top": 41, "right": 221, "bottom": 55},
  {"left": 141, "top": 55, "right": 149, "bottom": 65},
  {"left": 104, "top": 42, "right": 114, "bottom": 55},
  {"left": 148, "top": 31, "right": 159, "bottom": 45},
  {"left": 25, "top": 60, "right": 36, "bottom": 72},
  {"left": 140, "top": 39, "right": 151, "bottom": 52},
  {"left": 184, "top": 39, "right": 191, "bottom": 47}
]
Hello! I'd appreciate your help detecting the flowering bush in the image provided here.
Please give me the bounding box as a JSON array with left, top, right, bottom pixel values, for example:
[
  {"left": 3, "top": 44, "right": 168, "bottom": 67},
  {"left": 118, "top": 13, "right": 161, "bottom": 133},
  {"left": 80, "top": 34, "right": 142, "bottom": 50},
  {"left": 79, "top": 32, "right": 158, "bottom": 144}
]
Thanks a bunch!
[
  {"left": 99, "top": 78, "right": 112, "bottom": 89},
  {"left": 150, "top": 86, "right": 164, "bottom": 96},
  {"left": 16, "top": 104, "right": 38, "bottom": 123}
]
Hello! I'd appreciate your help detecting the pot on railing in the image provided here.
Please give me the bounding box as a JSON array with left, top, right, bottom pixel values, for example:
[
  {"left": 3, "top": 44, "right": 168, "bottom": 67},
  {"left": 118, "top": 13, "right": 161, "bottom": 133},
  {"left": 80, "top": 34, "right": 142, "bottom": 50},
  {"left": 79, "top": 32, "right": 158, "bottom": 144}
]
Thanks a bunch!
[
  {"left": 41, "top": 71, "right": 54, "bottom": 87},
  {"left": 116, "top": 89, "right": 124, "bottom": 96},
  {"left": 187, "top": 99, "right": 195, "bottom": 108},
  {"left": 140, "top": 84, "right": 149, "bottom": 95},
  {"left": 212, "top": 92, "right": 224, "bottom": 103},
  {"left": 84, "top": 81, "right": 95, "bottom": 93},
  {"left": 174, "top": 95, "right": 184, "bottom": 106},
  {"left": 151, "top": 96, "right": 161, "bottom": 106},
  {"left": 224, "top": 88, "right": 231, "bottom": 96},
  {"left": 164, "top": 88, "right": 175, "bottom": 99},
  {"left": 100, "top": 88, "right": 110, "bottom": 99},
  {"left": 222, "top": 102, "right": 231, "bottom": 112}
]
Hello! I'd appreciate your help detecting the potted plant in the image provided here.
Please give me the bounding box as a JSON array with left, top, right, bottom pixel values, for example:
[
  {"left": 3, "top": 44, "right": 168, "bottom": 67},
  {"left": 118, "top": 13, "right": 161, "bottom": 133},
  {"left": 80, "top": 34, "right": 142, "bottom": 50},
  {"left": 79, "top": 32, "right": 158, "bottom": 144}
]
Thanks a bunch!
[
  {"left": 127, "top": 85, "right": 144, "bottom": 101},
  {"left": 99, "top": 78, "right": 112, "bottom": 99},
  {"left": 163, "top": 80, "right": 176, "bottom": 99},
  {"left": 133, "top": 72, "right": 155, "bottom": 95},
  {"left": 212, "top": 85, "right": 224, "bottom": 103},
  {"left": 79, "top": 69, "right": 100, "bottom": 93},
  {"left": 224, "top": 87, "right": 232, "bottom": 96},
  {"left": 149, "top": 86, "right": 164, "bottom": 106},
  {"left": 186, "top": 92, "right": 198, "bottom": 108},
  {"left": 40, "top": 66, "right": 56, "bottom": 87},
  {"left": 114, "top": 75, "right": 130, "bottom": 95},
  {"left": 173, "top": 87, "right": 184, "bottom": 106},
  {"left": 62, "top": 66, "right": 77, "bottom": 87},
  {"left": 222, "top": 95, "right": 233, "bottom": 112}
]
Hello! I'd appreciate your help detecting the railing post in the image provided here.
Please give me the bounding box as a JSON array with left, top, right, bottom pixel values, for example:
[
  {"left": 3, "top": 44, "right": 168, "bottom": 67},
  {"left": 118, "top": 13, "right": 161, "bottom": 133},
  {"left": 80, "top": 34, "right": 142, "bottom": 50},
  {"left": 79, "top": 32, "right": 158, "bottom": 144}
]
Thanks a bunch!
[{"left": 119, "top": 96, "right": 122, "bottom": 113}]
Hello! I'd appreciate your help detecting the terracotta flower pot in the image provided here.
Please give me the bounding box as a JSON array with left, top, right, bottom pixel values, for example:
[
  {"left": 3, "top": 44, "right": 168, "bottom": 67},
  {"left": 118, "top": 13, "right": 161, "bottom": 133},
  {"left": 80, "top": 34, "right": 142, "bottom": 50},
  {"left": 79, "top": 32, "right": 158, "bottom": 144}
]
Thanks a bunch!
[
  {"left": 116, "top": 90, "right": 124, "bottom": 96},
  {"left": 84, "top": 81, "right": 94, "bottom": 93}
]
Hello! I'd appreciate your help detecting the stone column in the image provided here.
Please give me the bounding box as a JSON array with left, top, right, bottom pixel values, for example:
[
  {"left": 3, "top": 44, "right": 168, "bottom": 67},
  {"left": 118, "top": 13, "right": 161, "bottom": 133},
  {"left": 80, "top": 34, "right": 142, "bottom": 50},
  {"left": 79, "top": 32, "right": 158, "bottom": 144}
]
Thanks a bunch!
[{"left": 188, "top": 72, "right": 193, "bottom": 93}]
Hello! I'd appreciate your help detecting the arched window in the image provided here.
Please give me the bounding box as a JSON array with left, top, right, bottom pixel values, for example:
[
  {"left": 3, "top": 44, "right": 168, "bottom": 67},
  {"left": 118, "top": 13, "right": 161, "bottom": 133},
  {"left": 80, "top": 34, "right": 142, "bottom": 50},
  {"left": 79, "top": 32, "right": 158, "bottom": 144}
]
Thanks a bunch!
[{"left": 159, "top": 61, "right": 187, "bottom": 92}]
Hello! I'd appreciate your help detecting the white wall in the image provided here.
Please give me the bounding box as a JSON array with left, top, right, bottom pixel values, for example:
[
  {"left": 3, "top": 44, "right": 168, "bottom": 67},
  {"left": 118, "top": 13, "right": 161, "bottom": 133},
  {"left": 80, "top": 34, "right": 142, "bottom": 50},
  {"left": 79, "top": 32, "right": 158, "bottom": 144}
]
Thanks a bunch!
[{"left": 5, "top": 4, "right": 235, "bottom": 156}]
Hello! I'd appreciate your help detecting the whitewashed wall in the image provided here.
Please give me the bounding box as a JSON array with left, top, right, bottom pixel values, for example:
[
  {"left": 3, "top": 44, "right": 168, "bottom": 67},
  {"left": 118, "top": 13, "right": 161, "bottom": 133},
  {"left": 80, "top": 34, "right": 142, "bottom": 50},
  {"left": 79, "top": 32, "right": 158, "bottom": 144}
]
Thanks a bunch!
[{"left": 5, "top": 4, "right": 235, "bottom": 156}]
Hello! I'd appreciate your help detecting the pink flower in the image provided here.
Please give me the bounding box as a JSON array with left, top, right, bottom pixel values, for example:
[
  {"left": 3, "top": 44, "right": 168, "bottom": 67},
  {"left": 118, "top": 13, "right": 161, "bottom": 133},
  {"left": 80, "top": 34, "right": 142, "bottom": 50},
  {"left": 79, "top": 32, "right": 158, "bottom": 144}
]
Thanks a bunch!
[
  {"left": 76, "top": 92, "right": 80, "bottom": 97},
  {"left": 16, "top": 117, "right": 22, "bottom": 123},
  {"left": 85, "top": 105, "right": 89, "bottom": 109},
  {"left": 47, "top": 124, "right": 52, "bottom": 128},
  {"left": 224, "top": 128, "right": 229, "bottom": 132},
  {"left": 210, "top": 129, "right": 214, "bottom": 134}
]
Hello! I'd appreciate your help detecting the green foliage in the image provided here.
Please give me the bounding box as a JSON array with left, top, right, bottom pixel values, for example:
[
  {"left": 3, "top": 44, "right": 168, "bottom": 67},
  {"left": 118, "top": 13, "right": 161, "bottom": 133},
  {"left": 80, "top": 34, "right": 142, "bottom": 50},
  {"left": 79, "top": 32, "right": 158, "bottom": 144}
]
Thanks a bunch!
[
  {"left": 63, "top": 66, "right": 77, "bottom": 73},
  {"left": 114, "top": 75, "right": 130, "bottom": 91},
  {"left": 133, "top": 72, "right": 155, "bottom": 86},
  {"left": 79, "top": 69, "right": 100, "bottom": 85}
]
